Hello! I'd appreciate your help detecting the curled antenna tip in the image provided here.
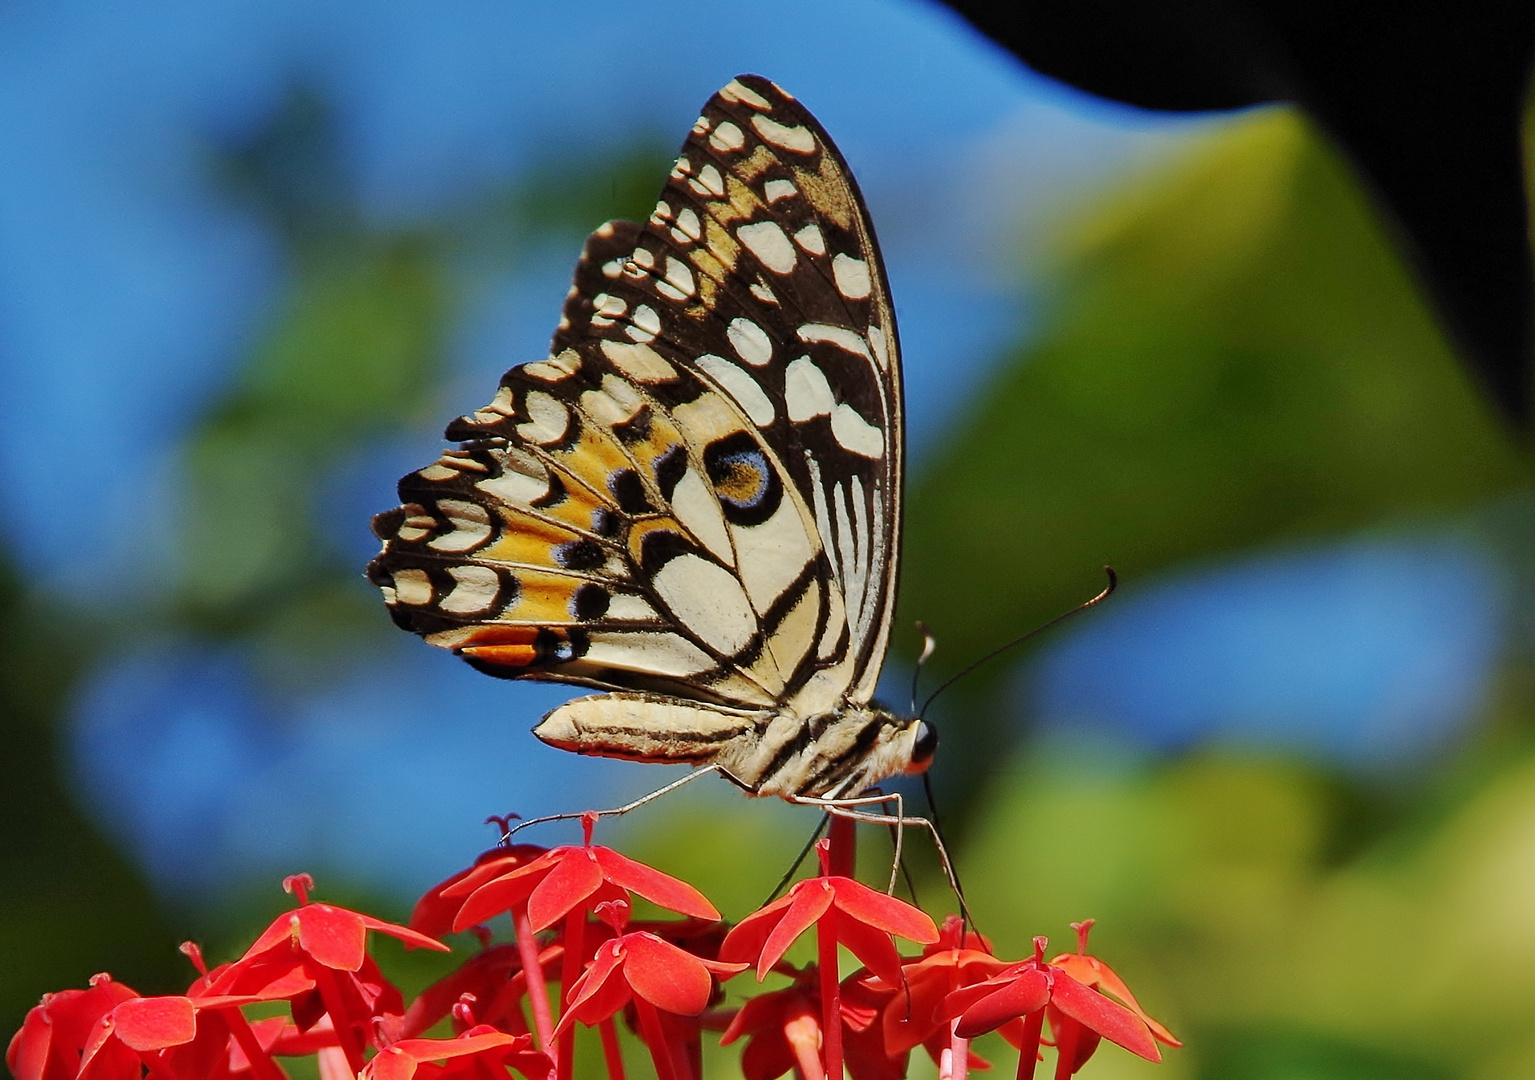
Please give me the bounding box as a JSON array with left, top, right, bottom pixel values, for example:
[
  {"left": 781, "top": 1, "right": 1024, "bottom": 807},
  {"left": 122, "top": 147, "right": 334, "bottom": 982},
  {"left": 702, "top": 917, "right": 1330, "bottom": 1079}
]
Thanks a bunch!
[
  {"left": 915, "top": 620, "right": 937, "bottom": 666},
  {"left": 919, "top": 567, "right": 1121, "bottom": 717}
]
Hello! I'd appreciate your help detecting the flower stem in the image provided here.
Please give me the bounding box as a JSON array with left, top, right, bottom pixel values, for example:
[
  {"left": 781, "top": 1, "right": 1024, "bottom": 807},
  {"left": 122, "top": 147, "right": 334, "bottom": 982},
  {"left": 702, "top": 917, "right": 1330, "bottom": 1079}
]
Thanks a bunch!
[
  {"left": 817, "top": 907, "right": 844, "bottom": 1080},
  {"left": 220, "top": 1009, "right": 286, "bottom": 1080},
  {"left": 515, "top": 906, "right": 555, "bottom": 1051},
  {"left": 950, "top": 1019, "right": 970, "bottom": 1080},
  {"left": 1014, "top": 1010, "right": 1045, "bottom": 1080},
  {"left": 1052, "top": 1018, "right": 1078, "bottom": 1080},
  {"left": 598, "top": 1018, "right": 627, "bottom": 1080},
  {"left": 827, "top": 814, "right": 856, "bottom": 879},
  {"left": 312, "top": 965, "right": 366, "bottom": 1074},
  {"left": 557, "top": 909, "right": 586, "bottom": 1080},
  {"left": 634, "top": 998, "right": 679, "bottom": 1080}
]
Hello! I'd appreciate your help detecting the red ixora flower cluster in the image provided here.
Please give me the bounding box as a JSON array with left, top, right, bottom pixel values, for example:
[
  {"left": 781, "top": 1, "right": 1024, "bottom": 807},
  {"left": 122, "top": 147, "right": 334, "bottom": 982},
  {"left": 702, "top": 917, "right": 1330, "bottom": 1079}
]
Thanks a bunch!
[{"left": 8, "top": 814, "right": 1178, "bottom": 1080}]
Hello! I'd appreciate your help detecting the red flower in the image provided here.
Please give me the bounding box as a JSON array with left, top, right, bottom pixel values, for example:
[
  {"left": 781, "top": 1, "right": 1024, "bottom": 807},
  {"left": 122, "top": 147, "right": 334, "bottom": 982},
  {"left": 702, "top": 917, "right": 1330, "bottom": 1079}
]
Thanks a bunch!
[
  {"left": 871, "top": 915, "right": 1018, "bottom": 1073},
  {"left": 719, "top": 972, "right": 823, "bottom": 1080},
  {"left": 8, "top": 975, "right": 140, "bottom": 1080},
  {"left": 718, "top": 966, "right": 910, "bottom": 1080},
  {"left": 1045, "top": 921, "right": 1181, "bottom": 1053},
  {"left": 205, "top": 874, "right": 447, "bottom": 1074},
  {"left": 554, "top": 901, "right": 743, "bottom": 1080},
  {"left": 363, "top": 1026, "right": 553, "bottom": 1080},
  {"left": 447, "top": 833, "right": 718, "bottom": 934},
  {"left": 410, "top": 842, "right": 548, "bottom": 939},
  {"left": 947, "top": 924, "right": 1176, "bottom": 1079},
  {"left": 719, "top": 846, "right": 936, "bottom": 987}
]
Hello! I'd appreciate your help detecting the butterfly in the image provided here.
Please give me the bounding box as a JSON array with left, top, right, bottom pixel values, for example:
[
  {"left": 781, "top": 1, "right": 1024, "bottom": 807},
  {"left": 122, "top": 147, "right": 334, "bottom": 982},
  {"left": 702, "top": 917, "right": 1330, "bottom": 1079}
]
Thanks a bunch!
[{"left": 368, "top": 75, "right": 935, "bottom": 801}]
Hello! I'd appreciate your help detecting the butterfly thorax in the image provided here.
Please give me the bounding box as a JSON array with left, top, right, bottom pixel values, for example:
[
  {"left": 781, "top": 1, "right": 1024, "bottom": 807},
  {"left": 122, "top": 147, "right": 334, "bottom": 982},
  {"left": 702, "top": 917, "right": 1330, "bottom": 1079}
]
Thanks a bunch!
[{"left": 533, "top": 693, "right": 926, "bottom": 799}]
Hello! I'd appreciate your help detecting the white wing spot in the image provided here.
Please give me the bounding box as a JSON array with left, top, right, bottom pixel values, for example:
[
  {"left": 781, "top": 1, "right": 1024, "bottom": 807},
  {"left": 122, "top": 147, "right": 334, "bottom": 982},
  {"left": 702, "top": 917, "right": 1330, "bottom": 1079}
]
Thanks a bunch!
[
  {"left": 749, "top": 282, "right": 779, "bottom": 305},
  {"left": 670, "top": 156, "right": 692, "bottom": 179},
  {"left": 793, "top": 224, "right": 826, "bottom": 256},
  {"left": 709, "top": 121, "right": 746, "bottom": 152},
  {"left": 600, "top": 340, "right": 677, "bottom": 383},
  {"left": 440, "top": 565, "right": 500, "bottom": 614},
  {"left": 751, "top": 115, "right": 816, "bottom": 154},
  {"left": 391, "top": 568, "right": 432, "bottom": 606},
  {"left": 721, "top": 78, "right": 772, "bottom": 110},
  {"left": 652, "top": 554, "right": 757, "bottom": 655},
  {"left": 832, "top": 254, "right": 871, "bottom": 300},
  {"left": 784, "top": 356, "right": 836, "bottom": 422},
  {"left": 518, "top": 391, "right": 570, "bottom": 444},
  {"left": 590, "top": 293, "right": 627, "bottom": 328},
  {"left": 696, "top": 354, "right": 776, "bottom": 427},
  {"left": 651, "top": 201, "right": 673, "bottom": 223},
  {"left": 831, "top": 404, "right": 884, "bottom": 458},
  {"left": 656, "top": 256, "right": 696, "bottom": 301},
  {"left": 798, "top": 323, "right": 871, "bottom": 360},
  {"left": 692, "top": 115, "right": 711, "bottom": 135},
  {"left": 429, "top": 500, "right": 492, "bottom": 552},
  {"left": 672, "top": 208, "right": 702, "bottom": 243},
  {"left": 728, "top": 318, "right": 774, "bottom": 366},
  {"left": 689, "top": 164, "right": 726, "bottom": 197},
  {"left": 737, "top": 220, "right": 797, "bottom": 274},
  {"left": 417, "top": 463, "right": 459, "bottom": 481},
  {"left": 626, "top": 304, "right": 661, "bottom": 343},
  {"left": 764, "top": 179, "right": 798, "bottom": 203}
]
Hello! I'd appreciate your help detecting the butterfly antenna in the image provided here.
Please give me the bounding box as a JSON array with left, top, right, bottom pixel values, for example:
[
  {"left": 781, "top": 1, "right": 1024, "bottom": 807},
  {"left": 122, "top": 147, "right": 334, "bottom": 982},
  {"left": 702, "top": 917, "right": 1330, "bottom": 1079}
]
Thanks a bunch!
[
  {"left": 909, "top": 621, "right": 938, "bottom": 716},
  {"left": 919, "top": 567, "right": 1117, "bottom": 718}
]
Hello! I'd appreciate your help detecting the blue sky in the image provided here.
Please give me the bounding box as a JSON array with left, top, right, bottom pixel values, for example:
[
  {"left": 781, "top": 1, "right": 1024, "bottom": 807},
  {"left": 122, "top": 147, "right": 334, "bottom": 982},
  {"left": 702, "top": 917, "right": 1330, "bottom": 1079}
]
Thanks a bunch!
[{"left": 0, "top": 0, "right": 1505, "bottom": 900}]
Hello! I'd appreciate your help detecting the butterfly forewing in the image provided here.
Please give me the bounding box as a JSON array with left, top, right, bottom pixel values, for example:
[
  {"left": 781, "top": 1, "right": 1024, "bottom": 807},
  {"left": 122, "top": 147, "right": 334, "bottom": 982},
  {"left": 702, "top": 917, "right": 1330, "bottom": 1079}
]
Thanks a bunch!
[{"left": 369, "top": 75, "right": 906, "bottom": 792}]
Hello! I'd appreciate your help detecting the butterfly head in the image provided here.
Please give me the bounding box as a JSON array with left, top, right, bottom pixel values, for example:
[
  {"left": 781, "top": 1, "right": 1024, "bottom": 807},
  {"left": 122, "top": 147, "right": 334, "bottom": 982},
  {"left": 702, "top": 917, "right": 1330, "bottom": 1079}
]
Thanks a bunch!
[{"left": 906, "top": 717, "right": 939, "bottom": 774}]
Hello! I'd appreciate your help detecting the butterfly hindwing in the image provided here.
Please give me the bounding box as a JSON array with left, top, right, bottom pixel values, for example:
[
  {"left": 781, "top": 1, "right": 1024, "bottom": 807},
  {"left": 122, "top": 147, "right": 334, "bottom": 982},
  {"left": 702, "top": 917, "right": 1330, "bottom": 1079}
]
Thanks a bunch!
[{"left": 369, "top": 75, "right": 904, "bottom": 777}]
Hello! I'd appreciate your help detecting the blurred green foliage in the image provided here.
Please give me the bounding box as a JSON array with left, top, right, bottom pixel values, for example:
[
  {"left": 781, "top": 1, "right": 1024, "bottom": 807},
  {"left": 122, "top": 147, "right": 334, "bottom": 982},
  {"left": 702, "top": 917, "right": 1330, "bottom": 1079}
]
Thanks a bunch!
[{"left": 904, "top": 109, "right": 1530, "bottom": 796}]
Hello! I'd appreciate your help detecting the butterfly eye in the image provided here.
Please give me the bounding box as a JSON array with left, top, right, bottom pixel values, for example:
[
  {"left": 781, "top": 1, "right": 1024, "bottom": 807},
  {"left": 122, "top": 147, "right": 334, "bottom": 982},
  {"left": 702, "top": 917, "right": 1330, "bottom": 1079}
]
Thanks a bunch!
[{"left": 907, "top": 719, "right": 938, "bottom": 771}]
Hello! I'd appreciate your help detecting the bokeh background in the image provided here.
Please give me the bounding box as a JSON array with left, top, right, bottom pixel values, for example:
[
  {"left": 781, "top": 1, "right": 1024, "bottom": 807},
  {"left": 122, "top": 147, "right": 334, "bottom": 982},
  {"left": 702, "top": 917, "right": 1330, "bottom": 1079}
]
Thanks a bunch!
[{"left": 4, "top": 3, "right": 1535, "bottom": 1078}]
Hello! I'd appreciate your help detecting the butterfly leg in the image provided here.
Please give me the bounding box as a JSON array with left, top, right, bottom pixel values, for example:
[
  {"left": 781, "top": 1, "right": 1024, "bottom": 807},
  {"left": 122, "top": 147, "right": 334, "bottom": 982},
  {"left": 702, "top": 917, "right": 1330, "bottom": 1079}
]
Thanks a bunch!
[
  {"left": 788, "top": 791, "right": 966, "bottom": 917},
  {"left": 506, "top": 763, "right": 732, "bottom": 840}
]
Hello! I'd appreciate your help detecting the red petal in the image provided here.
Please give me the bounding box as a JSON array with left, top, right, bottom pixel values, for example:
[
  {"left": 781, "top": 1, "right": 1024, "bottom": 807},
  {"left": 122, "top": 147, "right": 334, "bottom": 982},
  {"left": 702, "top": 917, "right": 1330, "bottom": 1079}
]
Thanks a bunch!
[
  {"left": 828, "top": 880, "right": 937, "bottom": 944},
  {"left": 591, "top": 847, "right": 719, "bottom": 920},
  {"left": 1050, "top": 955, "right": 1181, "bottom": 1048},
  {"left": 358, "top": 913, "right": 450, "bottom": 953},
  {"left": 835, "top": 916, "right": 904, "bottom": 989},
  {"left": 554, "top": 940, "right": 628, "bottom": 1038},
  {"left": 622, "top": 934, "right": 714, "bottom": 1016},
  {"left": 1048, "top": 974, "right": 1159, "bottom": 1062},
  {"left": 7, "top": 1006, "right": 51, "bottom": 1080},
  {"left": 756, "top": 883, "right": 833, "bottom": 979},
  {"left": 398, "top": 1031, "right": 519, "bottom": 1062},
  {"left": 452, "top": 875, "right": 541, "bottom": 932},
  {"left": 719, "top": 991, "right": 790, "bottom": 1046},
  {"left": 718, "top": 893, "right": 797, "bottom": 967},
  {"left": 110, "top": 997, "right": 197, "bottom": 1051},
  {"left": 527, "top": 850, "right": 604, "bottom": 932},
  {"left": 953, "top": 969, "right": 1049, "bottom": 1039},
  {"left": 239, "top": 912, "right": 302, "bottom": 964},
  {"left": 295, "top": 905, "right": 367, "bottom": 971},
  {"left": 369, "top": 1045, "right": 418, "bottom": 1080}
]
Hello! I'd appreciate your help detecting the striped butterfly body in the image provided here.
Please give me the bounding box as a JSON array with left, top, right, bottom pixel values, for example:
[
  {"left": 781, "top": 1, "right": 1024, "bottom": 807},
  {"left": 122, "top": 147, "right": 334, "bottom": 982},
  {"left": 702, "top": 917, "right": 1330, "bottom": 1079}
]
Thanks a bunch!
[{"left": 368, "top": 75, "right": 934, "bottom": 800}]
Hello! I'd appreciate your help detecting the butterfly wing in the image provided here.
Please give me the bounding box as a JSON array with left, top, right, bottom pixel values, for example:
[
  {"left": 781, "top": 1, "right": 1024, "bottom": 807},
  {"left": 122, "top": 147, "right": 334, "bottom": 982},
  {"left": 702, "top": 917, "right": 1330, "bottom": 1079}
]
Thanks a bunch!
[{"left": 368, "top": 75, "right": 902, "bottom": 744}]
